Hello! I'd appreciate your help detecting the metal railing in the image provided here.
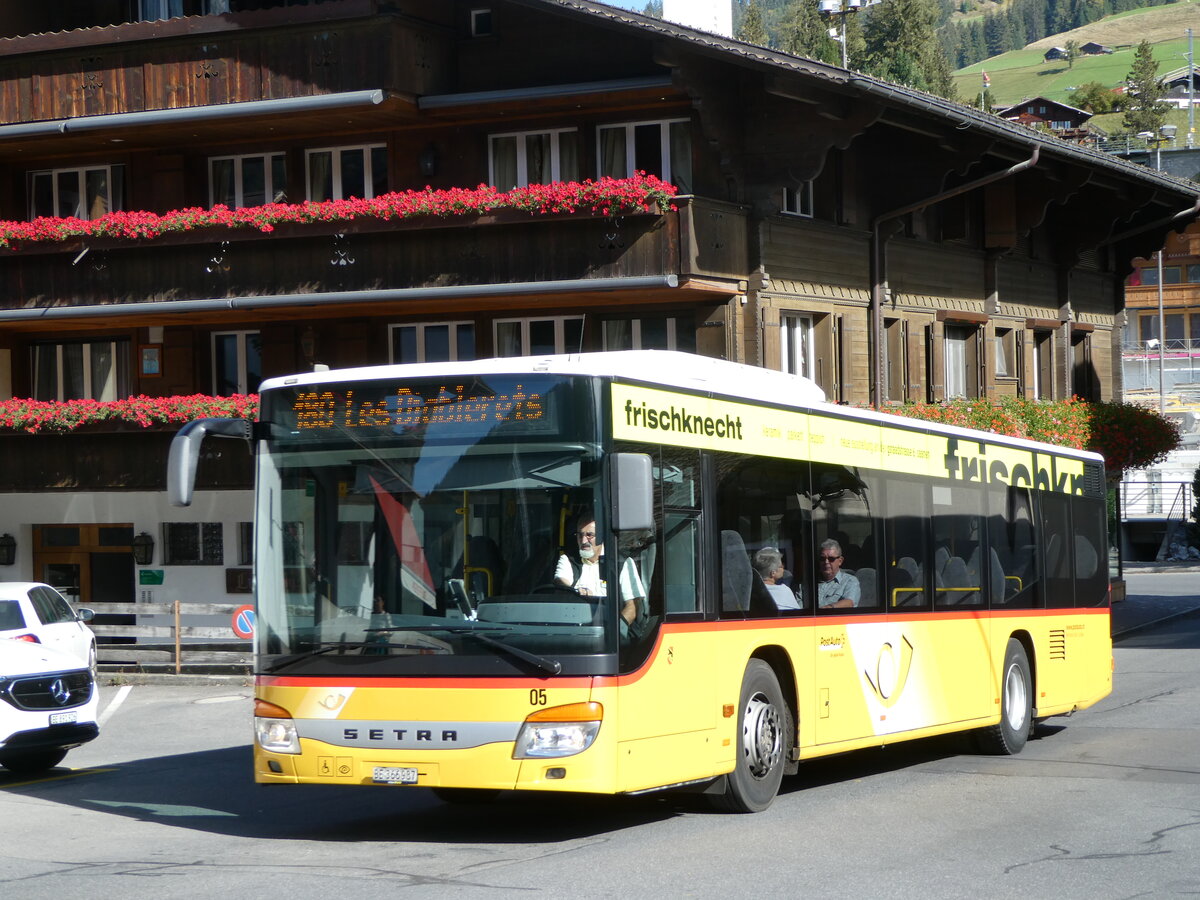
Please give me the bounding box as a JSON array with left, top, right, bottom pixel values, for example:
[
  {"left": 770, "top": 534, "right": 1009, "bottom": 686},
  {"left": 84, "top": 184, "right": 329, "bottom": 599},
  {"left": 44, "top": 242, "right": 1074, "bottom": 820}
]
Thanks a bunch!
[{"left": 1120, "top": 479, "right": 1195, "bottom": 519}]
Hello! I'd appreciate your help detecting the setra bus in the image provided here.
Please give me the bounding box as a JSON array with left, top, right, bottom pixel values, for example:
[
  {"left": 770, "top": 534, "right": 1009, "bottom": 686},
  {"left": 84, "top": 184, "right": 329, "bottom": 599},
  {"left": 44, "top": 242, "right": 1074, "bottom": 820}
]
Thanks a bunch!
[{"left": 168, "top": 351, "right": 1112, "bottom": 812}]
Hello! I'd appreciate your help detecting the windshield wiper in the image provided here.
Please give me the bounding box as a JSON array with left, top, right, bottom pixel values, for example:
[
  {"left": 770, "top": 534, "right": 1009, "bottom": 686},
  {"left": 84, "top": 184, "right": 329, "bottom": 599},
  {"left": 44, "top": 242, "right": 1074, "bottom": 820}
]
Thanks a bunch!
[
  {"left": 367, "top": 624, "right": 561, "bottom": 675},
  {"left": 262, "top": 639, "right": 438, "bottom": 672}
]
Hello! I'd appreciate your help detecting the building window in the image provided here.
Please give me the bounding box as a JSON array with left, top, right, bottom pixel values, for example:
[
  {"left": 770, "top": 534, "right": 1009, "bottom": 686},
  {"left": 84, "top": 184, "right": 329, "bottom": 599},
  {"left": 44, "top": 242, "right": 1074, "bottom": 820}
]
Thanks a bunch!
[
  {"left": 995, "top": 327, "right": 1017, "bottom": 379},
  {"left": 163, "top": 522, "right": 223, "bottom": 565},
  {"left": 489, "top": 130, "right": 580, "bottom": 190},
  {"left": 884, "top": 318, "right": 906, "bottom": 401},
  {"left": 1033, "top": 330, "right": 1054, "bottom": 399},
  {"left": 470, "top": 8, "right": 493, "bottom": 36},
  {"left": 29, "top": 165, "right": 124, "bottom": 221},
  {"left": 602, "top": 316, "right": 694, "bottom": 352},
  {"left": 390, "top": 322, "right": 476, "bottom": 364},
  {"left": 1187, "top": 264, "right": 1200, "bottom": 283},
  {"left": 306, "top": 145, "right": 388, "bottom": 201},
  {"left": 944, "top": 324, "right": 979, "bottom": 399},
  {"left": 212, "top": 331, "right": 262, "bottom": 396},
  {"left": 1141, "top": 265, "right": 1181, "bottom": 286},
  {"left": 33, "top": 339, "right": 130, "bottom": 402},
  {"left": 782, "top": 182, "right": 813, "bottom": 218},
  {"left": 494, "top": 316, "right": 584, "bottom": 357},
  {"left": 597, "top": 119, "right": 692, "bottom": 193},
  {"left": 210, "top": 153, "right": 286, "bottom": 208},
  {"left": 238, "top": 522, "right": 254, "bottom": 567},
  {"left": 781, "top": 314, "right": 814, "bottom": 379},
  {"left": 136, "top": 0, "right": 229, "bottom": 20}
]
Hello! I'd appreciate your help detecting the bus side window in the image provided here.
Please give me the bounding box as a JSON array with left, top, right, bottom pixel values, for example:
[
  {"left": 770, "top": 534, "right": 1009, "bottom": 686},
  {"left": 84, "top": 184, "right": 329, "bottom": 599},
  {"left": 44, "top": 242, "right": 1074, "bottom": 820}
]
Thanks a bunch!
[
  {"left": 987, "top": 485, "right": 1039, "bottom": 608},
  {"left": 932, "top": 483, "right": 984, "bottom": 609},
  {"left": 884, "top": 478, "right": 929, "bottom": 609},
  {"left": 1040, "top": 492, "right": 1074, "bottom": 608},
  {"left": 1071, "top": 494, "right": 1108, "bottom": 607}
]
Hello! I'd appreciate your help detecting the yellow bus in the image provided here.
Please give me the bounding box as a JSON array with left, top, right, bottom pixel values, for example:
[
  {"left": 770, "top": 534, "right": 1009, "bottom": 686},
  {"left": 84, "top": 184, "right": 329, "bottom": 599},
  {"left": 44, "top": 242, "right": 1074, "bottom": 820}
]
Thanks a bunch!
[{"left": 168, "top": 351, "right": 1112, "bottom": 812}]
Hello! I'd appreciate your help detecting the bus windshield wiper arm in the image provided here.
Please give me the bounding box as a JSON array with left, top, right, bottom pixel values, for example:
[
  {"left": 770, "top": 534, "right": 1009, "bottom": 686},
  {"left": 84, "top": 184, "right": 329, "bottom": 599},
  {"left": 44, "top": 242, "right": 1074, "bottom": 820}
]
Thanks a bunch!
[
  {"left": 263, "top": 639, "right": 430, "bottom": 672},
  {"left": 458, "top": 631, "right": 562, "bottom": 675}
]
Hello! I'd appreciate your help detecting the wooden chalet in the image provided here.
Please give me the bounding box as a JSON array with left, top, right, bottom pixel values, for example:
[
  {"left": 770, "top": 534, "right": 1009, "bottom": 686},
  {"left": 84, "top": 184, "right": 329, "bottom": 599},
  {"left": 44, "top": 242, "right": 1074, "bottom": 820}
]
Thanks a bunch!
[{"left": 0, "top": 0, "right": 1195, "bottom": 615}]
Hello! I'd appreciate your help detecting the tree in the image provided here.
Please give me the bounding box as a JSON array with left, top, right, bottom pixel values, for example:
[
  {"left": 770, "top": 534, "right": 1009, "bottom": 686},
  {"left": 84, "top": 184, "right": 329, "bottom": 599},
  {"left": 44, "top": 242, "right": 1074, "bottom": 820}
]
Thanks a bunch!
[
  {"left": 640, "top": 1, "right": 663, "bottom": 17},
  {"left": 860, "top": 0, "right": 957, "bottom": 99},
  {"left": 1123, "top": 39, "right": 1170, "bottom": 136},
  {"left": 737, "top": 0, "right": 770, "bottom": 46},
  {"left": 1064, "top": 39, "right": 1079, "bottom": 69},
  {"left": 1070, "top": 81, "right": 1117, "bottom": 114},
  {"left": 778, "top": 0, "right": 840, "bottom": 65}
]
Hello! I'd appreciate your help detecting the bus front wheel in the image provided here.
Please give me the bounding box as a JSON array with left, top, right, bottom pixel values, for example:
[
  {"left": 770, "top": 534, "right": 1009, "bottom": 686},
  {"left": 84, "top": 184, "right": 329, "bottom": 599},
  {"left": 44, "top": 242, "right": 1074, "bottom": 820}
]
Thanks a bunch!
[
  {"left": 711, "top": 659, "right": 790, "bottom": 813},
  {"left": 977, "top": 638, "right": 1032, "bottom": 755}
]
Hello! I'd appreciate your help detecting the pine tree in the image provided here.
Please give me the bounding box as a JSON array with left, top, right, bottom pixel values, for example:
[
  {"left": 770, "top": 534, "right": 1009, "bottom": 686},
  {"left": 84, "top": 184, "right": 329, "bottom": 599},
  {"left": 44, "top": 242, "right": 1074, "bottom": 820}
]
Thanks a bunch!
[
  {"left": 778, "top": 0, "right": 840, "bottom": 65},
  {"left": 861, "top": 0, "right": 956, "bottom": 99},
  {"left": 738, "top": 0, "right": 770, "bottom": 46},
  {"left": 1123, "top": 39, "right": 1170, "bottom": 136}
]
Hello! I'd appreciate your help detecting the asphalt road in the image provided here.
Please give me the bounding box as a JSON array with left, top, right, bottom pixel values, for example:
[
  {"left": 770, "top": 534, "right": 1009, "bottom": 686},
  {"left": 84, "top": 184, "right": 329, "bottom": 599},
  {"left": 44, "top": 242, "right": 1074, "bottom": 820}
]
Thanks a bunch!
[{"left": 3, "top": 604, "right": 1199, "bottom": 899}]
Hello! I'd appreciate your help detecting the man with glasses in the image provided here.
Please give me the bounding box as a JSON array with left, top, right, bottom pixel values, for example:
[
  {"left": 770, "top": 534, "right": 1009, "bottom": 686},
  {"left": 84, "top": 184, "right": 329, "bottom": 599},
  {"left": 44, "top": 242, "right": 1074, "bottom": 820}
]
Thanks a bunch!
[
  {"left": 814, "top": 538, "right": 859, "bottom": 609},
  {"left": 554, "top": 509, "right": 646, "bottom": 630}
]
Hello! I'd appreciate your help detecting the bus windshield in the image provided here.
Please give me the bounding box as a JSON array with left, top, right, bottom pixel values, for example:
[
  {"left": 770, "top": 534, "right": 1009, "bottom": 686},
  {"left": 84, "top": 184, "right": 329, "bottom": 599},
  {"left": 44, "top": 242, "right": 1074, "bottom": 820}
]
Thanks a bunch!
[{"left": 254, "top": 374, "right": 620, "bottom": 677}]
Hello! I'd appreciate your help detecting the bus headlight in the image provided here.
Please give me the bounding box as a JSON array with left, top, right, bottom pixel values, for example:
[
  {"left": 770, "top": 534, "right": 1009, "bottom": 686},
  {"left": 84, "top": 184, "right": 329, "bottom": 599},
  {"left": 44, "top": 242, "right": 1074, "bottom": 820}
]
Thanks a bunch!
[
  {"left": 254, "top": 699, "right": 300, "bottom": 755},
  {"left": 513, "top": 702, "right": 603, "bottom": 759}
]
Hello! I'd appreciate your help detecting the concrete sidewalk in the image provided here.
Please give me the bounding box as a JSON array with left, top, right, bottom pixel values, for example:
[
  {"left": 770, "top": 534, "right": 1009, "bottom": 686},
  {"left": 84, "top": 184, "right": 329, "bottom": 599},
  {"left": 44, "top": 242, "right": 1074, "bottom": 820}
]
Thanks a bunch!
[{"left": 1112, "top": 563, "right": 1200, "bottom": 638}]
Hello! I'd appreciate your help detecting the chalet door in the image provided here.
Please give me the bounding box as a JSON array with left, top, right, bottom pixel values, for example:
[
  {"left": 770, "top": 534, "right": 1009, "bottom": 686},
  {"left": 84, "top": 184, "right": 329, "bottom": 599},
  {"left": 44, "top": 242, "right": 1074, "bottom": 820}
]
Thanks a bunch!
[{"left": 39, "top": 552, "right": 89, "bottom": 603}]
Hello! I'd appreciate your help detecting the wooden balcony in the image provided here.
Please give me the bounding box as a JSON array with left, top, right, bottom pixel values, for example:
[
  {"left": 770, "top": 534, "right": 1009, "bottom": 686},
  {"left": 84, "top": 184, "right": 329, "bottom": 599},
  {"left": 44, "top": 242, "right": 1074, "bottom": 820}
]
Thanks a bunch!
[{"left": 0, "top": 196, "right": 748, "bottom": 328}]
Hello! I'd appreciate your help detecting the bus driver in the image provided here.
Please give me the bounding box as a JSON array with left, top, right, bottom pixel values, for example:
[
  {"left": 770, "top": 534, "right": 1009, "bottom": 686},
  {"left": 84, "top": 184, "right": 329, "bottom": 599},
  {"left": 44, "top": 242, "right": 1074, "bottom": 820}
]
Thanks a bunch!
[{"left": 554, "top": 510, "right": 646, "bottom": 629}]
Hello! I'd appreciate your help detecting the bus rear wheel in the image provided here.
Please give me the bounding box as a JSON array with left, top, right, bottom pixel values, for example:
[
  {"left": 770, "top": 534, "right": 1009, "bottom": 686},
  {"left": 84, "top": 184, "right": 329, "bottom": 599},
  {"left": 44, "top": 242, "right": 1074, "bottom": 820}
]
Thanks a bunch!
[
  {"left": 977, "top": 638, "right": 1032, "bottom": 755},
  {"left": 711, "top": 659, "right": 790, "bottom": 813}
]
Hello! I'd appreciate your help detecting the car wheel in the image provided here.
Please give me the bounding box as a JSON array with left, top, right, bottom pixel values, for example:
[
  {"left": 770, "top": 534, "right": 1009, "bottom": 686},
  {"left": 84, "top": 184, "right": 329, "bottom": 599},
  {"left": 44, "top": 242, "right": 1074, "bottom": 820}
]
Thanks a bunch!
[{"left": 0, "top": 748, "right": 69, "bottom": 773}]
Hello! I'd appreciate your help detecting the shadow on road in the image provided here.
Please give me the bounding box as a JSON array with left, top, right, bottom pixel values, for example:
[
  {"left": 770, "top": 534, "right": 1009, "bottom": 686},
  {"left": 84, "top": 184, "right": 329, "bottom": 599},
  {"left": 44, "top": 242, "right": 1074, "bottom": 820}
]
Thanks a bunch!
[
  {"left": 1, "top": 718, "right": 1077, "bottom": 841},
  {"left": 1114, "top": 608, "right": 1200, "bottom": 650}
]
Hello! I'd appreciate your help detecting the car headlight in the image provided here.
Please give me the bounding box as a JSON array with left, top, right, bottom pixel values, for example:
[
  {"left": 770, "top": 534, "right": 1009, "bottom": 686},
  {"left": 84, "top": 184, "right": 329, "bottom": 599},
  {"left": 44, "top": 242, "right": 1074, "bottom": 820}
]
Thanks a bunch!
[
  {"left": 254, "top": 699, "right": 299, "bottom": 754},
  {"left": 513, "top": 701, "right": 602, "bottom": 759}
]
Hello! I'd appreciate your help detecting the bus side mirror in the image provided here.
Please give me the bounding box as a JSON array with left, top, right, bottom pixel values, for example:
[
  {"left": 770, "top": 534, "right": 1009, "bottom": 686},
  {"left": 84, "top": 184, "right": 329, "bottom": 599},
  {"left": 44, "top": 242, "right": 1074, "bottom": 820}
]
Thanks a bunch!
[
  {"left": 168, "top": 417, "right": 253, "bottom": 507},
  {"left": 611, "top": 452, "right": 654, "bottom": 532}
]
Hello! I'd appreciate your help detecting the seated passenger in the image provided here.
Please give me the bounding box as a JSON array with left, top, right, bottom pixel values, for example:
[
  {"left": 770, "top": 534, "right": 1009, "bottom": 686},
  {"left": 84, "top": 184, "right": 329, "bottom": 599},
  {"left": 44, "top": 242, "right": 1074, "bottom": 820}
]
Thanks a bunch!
[
  {"left": 554, "top": 510, "right": 646, "bottom": 629},
  {"left": 753, "top": 547, "right": 801, "bottom": 611},
  {"left": 811, "top": 538, "right": 860, "bottom": 609}
]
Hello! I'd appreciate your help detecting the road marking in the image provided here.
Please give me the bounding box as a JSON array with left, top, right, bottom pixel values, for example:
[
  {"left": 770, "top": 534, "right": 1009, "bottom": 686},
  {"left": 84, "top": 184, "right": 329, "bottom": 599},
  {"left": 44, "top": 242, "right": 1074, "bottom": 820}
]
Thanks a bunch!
[
  {"left": 98, "top": 684, "right": 132, "bottom": 727},
  {"left": 1, "top": 767, "right": 117, "bottom": 789}
]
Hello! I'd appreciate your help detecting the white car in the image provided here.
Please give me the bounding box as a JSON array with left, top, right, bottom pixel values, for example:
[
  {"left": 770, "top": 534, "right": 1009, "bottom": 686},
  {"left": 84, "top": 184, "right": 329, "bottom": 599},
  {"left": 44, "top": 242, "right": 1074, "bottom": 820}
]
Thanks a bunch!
[
  {"left": 0, "top": 582, "right": 97, "bottom": 669},
  {"left": 0, "top": 640, "right": 99, "bottom": 773}
]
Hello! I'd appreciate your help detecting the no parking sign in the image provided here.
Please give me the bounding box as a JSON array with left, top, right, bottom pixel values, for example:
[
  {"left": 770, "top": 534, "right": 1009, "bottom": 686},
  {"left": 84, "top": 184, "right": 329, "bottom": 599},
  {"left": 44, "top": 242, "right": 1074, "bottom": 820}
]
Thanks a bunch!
[{"left": 232, "top": 604, "right": 256, "bottom": 640}]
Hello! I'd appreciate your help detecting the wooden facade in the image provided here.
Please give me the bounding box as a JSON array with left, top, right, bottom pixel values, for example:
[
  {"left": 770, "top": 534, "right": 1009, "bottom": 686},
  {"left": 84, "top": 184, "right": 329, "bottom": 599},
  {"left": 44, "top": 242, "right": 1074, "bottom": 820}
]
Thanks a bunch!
[{"left": 0, "top": 0, "right": 1196, "bottom": 601}]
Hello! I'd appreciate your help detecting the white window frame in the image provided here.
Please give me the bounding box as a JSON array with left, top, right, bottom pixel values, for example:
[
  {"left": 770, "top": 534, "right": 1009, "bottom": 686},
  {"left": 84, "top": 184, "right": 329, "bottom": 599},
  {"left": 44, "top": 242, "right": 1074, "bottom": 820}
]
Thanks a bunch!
[
  {"left": 944, "top": 325, "right": 973, "bottom": 399},
  {"left": 994, "top": 327, "right": 1017, "bottom": 379},
  {"left": 209, "top": 152, "right": 286, "bottom": 209},
  {"left": 596, "top": 118, "right": 690, "bottom": 183},
  {"left": 493, "top": 316, "right": 584, "bottom": 357},
  {"left": 470, "top": 8, "right": 493, "bottom": 36},
  {"left": 389, "top": 321, "right": 476, "bottom": 364},
  {"left": 601, "top": 316, "right": 684, "bottom": 351},
  {"left": 488, "top": 129, "right": 579, "bottom": 189},
  {"left": 782, "top": 182, "right": 814, "bottom": 218},
  {"left": 212, "top": 330, "right": 261, "bottom": 396},
  {"left": 304, "top": 144, "right": 387, "bottom": 201},
  {"left": 33, "top": 339, "right": 127, "bottom": 402},
  {"left": 780, "top": 313, "right": 815, "bottom": 379},
  {"left": 29, "top": 165, "right": 123, "bottom": 221},
  {"left": 137, "top": 0, "right": 228, "bottom": 20}
]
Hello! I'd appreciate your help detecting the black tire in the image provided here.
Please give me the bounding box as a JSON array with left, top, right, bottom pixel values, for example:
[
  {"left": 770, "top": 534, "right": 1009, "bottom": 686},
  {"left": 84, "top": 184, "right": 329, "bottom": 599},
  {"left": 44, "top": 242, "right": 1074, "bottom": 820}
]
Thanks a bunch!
[
  {"left": 977, "top": 638, "right": 1032, "bottom": 755},
  {"left": 710, "top": 659, "right": 790, "bottom": 813},
  {"left": 0, "top": 748, "right": 68, "bottom": 773},
  {"left": 431, "top": 787, "right": 501, "bottom": 803}
]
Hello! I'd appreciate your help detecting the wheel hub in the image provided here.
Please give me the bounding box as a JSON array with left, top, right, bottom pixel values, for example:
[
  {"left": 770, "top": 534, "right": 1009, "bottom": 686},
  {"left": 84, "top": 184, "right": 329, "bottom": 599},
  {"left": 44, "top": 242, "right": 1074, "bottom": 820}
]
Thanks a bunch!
[{"left": 742, "top": 691, "right": 782, "bottom": 778}]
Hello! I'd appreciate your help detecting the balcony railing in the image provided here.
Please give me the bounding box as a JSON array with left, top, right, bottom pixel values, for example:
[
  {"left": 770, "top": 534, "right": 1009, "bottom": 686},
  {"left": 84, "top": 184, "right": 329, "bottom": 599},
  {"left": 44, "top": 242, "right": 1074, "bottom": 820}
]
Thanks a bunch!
[{"left": 0, "top": 195, "right": 748, "bottom": 312}]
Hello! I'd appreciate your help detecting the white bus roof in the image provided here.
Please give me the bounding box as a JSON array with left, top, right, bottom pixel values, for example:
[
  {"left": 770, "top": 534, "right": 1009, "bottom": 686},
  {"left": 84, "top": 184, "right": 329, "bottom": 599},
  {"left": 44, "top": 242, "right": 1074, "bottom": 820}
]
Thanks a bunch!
[{"left": 261, "top": 350, "right": 1102, "bottom": 464}]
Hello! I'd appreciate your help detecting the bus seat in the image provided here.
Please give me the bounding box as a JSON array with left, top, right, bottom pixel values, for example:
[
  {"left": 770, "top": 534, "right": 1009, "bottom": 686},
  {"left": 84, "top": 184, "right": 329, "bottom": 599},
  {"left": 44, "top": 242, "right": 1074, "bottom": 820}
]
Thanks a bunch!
[
  {"left": 897, "top": 556, "right": 922, "bottom": 587},
  {"left": 938, "top": 556, "right": 974, "bottom": 605},
  {"left": 855, "top": 567, "right": 876, "bottom": 607},
  {"left": 1074, "top": 533, "right": 1098, "bottom": 578},
  {"left": 934, "top": 546, "right": 950, "bottom": 582},
  {"left": 721, "top": 530, "right": 753, "bottom": 612}
]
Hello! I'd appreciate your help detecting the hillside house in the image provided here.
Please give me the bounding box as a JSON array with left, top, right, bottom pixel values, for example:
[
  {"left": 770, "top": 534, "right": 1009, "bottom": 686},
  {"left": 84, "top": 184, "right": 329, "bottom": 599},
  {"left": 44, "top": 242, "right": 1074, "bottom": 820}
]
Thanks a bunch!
[{"left": 0, "top": 0, "right": 1194, "bottom": 618}]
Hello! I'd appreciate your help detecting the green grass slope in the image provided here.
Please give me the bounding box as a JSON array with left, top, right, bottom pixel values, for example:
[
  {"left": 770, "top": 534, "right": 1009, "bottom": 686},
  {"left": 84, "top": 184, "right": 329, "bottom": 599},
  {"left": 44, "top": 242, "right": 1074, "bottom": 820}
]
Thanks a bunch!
[{"left": 952, "top": 3, "right": 1200, "bottom": 110}]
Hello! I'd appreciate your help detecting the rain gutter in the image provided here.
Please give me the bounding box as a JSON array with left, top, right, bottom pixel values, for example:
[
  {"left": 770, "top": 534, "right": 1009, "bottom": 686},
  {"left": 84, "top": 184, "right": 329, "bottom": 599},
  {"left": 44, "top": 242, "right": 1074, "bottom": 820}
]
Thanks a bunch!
[{"left": 0, "top": 275, "right": 680, "bottom": 323}]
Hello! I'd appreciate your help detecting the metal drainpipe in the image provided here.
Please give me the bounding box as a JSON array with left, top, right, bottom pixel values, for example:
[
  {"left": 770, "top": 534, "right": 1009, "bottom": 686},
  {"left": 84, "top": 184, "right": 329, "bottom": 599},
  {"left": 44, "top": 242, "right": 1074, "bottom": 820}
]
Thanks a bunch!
[{"left": 869, "top": 146, "right": 1040, "bottom": 409}]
